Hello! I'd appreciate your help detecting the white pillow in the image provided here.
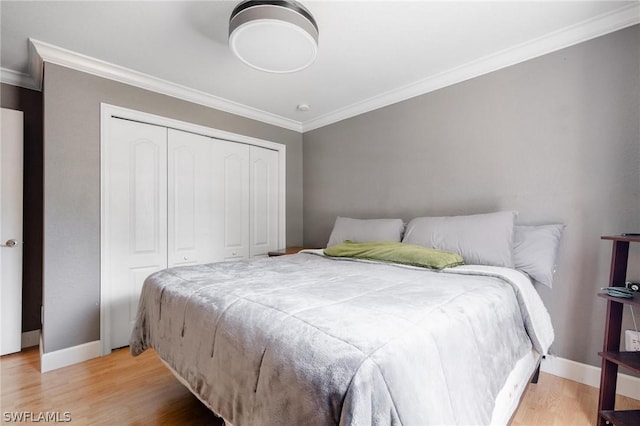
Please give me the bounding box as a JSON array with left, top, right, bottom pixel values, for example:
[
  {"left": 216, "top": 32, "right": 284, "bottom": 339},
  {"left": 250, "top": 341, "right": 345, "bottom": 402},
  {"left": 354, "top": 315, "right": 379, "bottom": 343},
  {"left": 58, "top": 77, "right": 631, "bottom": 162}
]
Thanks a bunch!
[
  {"left": 326, "top": 217, "right": 405, "bottom": 248},
  {"left": 402, "top": 211, "right": 517, "bottom": 267},
  {"left": 513, "top": 224, "right": 565, "bottom": 288}
]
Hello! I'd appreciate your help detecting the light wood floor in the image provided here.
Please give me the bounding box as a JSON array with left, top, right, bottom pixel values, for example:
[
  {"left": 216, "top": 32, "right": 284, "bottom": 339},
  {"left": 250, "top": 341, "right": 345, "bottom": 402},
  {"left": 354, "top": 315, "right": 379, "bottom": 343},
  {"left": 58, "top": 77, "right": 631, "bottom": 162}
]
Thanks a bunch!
[{"left": 2, "top": 347, "right": 639, "bottom": 425}]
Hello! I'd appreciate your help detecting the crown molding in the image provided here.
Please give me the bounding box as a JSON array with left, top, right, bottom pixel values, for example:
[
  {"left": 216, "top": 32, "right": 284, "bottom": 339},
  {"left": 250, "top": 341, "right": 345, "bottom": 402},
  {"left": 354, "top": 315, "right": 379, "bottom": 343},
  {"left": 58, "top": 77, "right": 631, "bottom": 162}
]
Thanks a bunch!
[
  {"left": 2, "top": 41, "right": 47, "bottom": 91},
  {"left": 301, "top": 3, "right": 640, "bottom": 132},
  {"left": 27, "top": 39, "right": 303, "bottom": 132},
  {"left": 0, "top": 67, "right": 40, "bottom": 91},
  {"left": 8, "top": 3, "right": 638, "bottom": 134}
]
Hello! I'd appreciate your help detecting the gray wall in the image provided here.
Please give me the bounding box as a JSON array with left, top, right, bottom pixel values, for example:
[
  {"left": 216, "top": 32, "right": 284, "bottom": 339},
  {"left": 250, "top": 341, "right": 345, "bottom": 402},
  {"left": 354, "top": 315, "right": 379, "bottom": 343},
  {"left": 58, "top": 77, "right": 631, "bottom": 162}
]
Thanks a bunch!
[
  {"left": 303, "top": 25, "right": 640, "bottom": 367},
  {"left": 42, "top": 63, "right": 303, "bottom": 353},
  {"left": 1, "top": 83, "right": 43, "bottom": 333}
]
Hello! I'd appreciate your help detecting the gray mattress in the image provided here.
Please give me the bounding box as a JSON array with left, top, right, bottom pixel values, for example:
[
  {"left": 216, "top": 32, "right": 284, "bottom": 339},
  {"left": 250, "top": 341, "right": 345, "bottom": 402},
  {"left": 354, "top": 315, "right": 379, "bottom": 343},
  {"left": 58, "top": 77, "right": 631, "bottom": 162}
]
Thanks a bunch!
[{"left": 131, "top": 251, "right": 553, "bottom": 426}]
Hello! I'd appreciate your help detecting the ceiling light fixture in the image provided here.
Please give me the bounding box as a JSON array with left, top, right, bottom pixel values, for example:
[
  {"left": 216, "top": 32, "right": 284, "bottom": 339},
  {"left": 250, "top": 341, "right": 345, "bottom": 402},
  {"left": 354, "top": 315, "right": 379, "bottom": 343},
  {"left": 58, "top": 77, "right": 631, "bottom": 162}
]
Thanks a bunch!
[{"left": 229, "top": 0, "right": 319, "bottom": 73}]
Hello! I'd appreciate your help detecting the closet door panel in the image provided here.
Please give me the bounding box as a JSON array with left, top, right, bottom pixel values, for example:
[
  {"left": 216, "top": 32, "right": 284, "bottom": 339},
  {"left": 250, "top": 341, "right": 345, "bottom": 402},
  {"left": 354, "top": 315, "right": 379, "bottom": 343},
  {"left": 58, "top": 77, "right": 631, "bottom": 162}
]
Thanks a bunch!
[
  {"left": 213, "top": 140, "right": 249, "bottom": 261},
  {"left": 167, "top": 130, "right": 214, "bottom": 267},
  {"left": 104, "top": 110, "right": 285, "bottom": 353},
  {"left": 250, "top": 146, "right": 279, "bottom": 257},
  {"left": 107, "top": 118, "right": 167, "bottom": 349},
  {"left": 132, "top": 141, "right": 164, "bottom": 258}
]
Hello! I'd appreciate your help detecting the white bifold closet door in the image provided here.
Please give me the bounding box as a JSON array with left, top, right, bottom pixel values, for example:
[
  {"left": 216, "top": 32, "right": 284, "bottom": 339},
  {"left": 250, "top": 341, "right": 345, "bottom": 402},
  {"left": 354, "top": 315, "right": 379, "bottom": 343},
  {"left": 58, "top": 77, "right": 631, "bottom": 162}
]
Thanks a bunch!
[
  {"left": 108, "top": 119, "right": 168, "bottom": 349},
  {"left": 249, "top": 146, "right": 279, "bottom": 258},
  {"left": 213, "top": 140, "right": 250, "bottom": 261},
  {"left": 167, "top": 129, "right": 217, "bottom": 266},
  {"left": 106, "top": 118, "right": 279, "bottom": 349},
  {"left": 211, "top": 142, "right": 280, "bottom": 259}
]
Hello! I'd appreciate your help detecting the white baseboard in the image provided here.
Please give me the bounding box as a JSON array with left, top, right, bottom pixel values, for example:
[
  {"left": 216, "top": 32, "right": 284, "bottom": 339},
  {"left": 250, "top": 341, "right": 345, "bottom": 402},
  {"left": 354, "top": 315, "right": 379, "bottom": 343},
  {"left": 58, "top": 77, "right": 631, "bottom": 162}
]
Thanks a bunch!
[
  {"left": 542, "top": 355, "right": 640, "bottom": 400},
  {"left": 21, "top": 329, "right": 40, "bottom": 348},
  {"left": 40, "top": 340, "right": 102, "bottom": 373}
]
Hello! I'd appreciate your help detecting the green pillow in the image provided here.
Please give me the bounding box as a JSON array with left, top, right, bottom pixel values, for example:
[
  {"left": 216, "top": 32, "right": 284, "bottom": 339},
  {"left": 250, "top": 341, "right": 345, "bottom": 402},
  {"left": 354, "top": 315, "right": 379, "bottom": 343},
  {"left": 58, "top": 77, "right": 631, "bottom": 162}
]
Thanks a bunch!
[{"left": 324, "top": 241, "right": 464, "bottom": 270}]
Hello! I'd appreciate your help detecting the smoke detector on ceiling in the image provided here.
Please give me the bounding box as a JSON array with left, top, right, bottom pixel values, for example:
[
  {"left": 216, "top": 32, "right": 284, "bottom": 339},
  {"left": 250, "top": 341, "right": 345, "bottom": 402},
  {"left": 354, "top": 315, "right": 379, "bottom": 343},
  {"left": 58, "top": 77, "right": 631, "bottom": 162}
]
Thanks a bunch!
[{"left": 229, "top": 0, "right": 319, "bottom": 73}]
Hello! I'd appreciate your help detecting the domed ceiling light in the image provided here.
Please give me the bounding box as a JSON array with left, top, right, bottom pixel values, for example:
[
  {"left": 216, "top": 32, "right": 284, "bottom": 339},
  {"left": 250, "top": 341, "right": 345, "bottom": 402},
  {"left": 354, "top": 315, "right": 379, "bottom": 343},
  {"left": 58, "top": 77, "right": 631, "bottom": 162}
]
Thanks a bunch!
[{"left": 229, "top": 0, "right": 319, "bottom": 73}]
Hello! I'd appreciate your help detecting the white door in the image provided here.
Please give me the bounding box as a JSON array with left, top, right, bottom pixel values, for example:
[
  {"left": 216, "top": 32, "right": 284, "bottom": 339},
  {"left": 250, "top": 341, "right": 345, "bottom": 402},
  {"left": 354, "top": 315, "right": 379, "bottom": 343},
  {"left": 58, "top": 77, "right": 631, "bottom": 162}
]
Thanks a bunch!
[
  {"left": 106, "top": 118, "right": 167, "bottom": 349},
  {"left": 167, "top": 129, "right": 215, "bottom": 267},
  {"left": 250, "top": 146, "right": 279, "bottom": 258},
  {"left": 0, "top": 108, "right": 24, "bottom": 356},
  {"left": 213, "top": 140, "right": 250, "bottom": 261}
]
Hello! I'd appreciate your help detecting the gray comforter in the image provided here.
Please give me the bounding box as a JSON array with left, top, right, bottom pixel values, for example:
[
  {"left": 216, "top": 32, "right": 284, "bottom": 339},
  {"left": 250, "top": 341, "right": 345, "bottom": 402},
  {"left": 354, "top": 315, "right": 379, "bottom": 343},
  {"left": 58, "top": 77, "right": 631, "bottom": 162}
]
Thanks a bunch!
[{"left": 130, "top": 252, "right": 551, "bottom": 426}]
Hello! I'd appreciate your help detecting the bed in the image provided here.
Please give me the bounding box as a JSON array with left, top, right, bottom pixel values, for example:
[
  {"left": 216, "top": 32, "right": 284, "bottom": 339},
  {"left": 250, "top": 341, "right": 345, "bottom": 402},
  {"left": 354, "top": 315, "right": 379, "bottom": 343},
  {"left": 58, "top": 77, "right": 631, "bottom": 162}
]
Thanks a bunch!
[{"left": 130, "top": 212, "right": 561, "bottom": 426}]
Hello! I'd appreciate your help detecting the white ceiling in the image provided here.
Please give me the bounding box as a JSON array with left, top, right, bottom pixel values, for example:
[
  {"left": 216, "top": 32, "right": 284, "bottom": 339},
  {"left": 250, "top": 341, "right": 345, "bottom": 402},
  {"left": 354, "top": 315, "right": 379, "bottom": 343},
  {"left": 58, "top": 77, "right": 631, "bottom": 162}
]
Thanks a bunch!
[{"left": 1, "top": 1, "right": 639, "bottom": 132}]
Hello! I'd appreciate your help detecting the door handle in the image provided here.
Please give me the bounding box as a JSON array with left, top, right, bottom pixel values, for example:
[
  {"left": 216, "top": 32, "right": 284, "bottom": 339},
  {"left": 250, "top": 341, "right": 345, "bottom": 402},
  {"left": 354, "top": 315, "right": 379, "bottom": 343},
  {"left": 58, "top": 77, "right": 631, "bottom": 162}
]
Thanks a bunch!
[{"left": 1, "top": 239, "right": 18, "bottom": 248}]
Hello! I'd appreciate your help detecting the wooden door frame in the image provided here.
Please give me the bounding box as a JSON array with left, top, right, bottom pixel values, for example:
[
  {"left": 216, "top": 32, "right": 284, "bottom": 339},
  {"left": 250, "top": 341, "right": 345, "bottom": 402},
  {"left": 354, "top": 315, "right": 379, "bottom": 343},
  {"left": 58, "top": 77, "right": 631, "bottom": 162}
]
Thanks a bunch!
[{"left": 99, "top": 103, "right": 286, "bottom": 355}]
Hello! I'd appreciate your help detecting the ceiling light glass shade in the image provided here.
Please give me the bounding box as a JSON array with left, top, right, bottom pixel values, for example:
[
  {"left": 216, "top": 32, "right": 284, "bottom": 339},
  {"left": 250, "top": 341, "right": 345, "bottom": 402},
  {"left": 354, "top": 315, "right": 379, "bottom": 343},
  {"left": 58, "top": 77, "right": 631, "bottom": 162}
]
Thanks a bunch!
[{"left": 229, "top": 1, "right": 319, "bottom": 73}]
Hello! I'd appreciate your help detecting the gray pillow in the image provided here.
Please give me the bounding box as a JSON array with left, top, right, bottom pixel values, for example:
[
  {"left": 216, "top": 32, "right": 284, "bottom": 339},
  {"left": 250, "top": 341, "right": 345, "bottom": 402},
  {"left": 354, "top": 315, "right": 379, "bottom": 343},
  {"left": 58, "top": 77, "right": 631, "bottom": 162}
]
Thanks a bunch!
[
  {"left": 326, "top": 217, "right": 405, "bottom": 248},
  {"left": 402, "top": 211, "right": 517, "bottom": 267},
  {"left": 513, "top": 224, "right": 565, "bottom": 288}
]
